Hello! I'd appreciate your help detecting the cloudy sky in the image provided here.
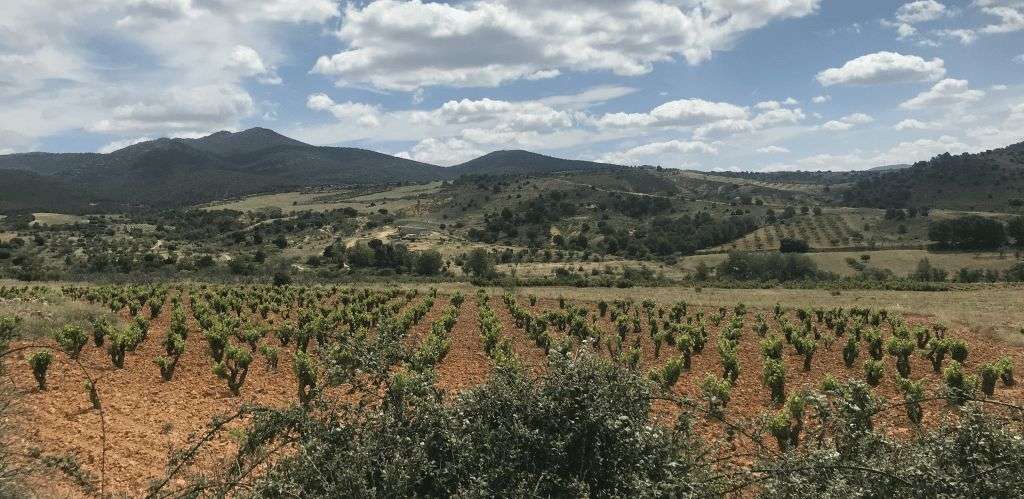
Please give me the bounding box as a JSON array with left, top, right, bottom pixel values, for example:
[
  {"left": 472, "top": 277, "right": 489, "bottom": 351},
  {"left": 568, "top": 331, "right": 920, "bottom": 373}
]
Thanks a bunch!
[{"left": 1, "top": 0, "right": 1022, "bottom": 171}]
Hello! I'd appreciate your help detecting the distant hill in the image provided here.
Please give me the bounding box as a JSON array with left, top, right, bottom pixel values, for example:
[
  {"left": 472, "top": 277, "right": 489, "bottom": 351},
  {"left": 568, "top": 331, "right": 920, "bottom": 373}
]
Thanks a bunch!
[
  {"left": 0, "top": 128, "right": 446, "bottom": 212},
  {"left": 868, "top": 164, "right": 910, "bottom": 172},
  {"left": 841, "top": 141, "right": 1024, "bottom": 212},
  {"left": 449, "top": 150, "right": 620, "bottom": 177}
]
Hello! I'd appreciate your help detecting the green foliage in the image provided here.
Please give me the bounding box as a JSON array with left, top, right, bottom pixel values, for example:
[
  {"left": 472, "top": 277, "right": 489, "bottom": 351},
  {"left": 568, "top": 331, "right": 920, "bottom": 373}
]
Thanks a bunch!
[
  {"left": 259, "top": 344, "right": 280, "bottom": 371},
  {"left": 294, "top": 350, "right": 318, "bottom": 407},
  {"left": 213, "top": 343, "right": 253, "bottom": 396},
  {"left": 700, "top": 373, "right": 731, "bottom": 419},
  {"left": 943, "top": 361, "right": 977, "bottom": 406},
  {"left": 762, "top": 357, "right": 787, "bottom": 405},
  {"left": 716, "top": 252, "right": 820, "bottom": 281},
  {"left": 864, "top": 359, "right": 885, "bottom": 386},
  {"left": 54, "top": 325, "right": 87, "bottom": 360},
  {"left": 886, "top": 337, "right": 915, "bottom": 378},
  {"left": 28, "top": 350, "right": 52, "bottom": 390},
  {"left": 842, "top": 335, "right": 859, "bottom": 367}
]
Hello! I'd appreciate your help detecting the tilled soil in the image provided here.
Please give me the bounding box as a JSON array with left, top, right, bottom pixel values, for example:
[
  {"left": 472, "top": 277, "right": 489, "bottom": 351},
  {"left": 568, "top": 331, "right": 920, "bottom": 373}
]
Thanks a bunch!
[{"left": 4, "top": 291, "right": 1024, "bottom": 497}]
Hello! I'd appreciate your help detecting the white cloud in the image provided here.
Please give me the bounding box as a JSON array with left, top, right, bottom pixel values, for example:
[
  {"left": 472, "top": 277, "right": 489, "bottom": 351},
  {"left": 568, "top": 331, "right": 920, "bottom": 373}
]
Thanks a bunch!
[
  {"left": 816, "top": 52, "right": 945, "bottom": 86},
  {"left": 757, "top": 145, "right": 790, "bottom": 154},
  {"left": 1015, "top": 54, "right": 1024, "bottom": 63},
  {"left": 90, "top": 84, "right": 255, "bottom": 133},
  {"left": 819, "top": 113, "right": 874, "bottom": 131},
  {"left": 649, "top": 99, "right": 750, "bottom": 126},
  {"left": 812, "top": 95, "right": 831, "bottom": 104},
  {"left": 934, "top": 29, "right": 978, "bottom": 44},
  {"left": 894, "top": 119, "right": 936, "bottom": 130},
  {"left": 226, "top": 45, "right": 281, "bottom": 85},
  {"left": 312, "top": 0, "right": 822, "bottom": 91},
  {"left": 899, "top": 78, "right": 985, "bottom": 109},
  {"left": 599, "top": 140, "right": 718, "bottom": 166},
  {"left": 306, "top": 94, "right": 382, "bottom": 127},
  {"left": 397, "top": 138, "right": 484, "bottom": 165},
  {"left": 895, "top": 1, "right": 948, "bottom": 24},
  {"left": 980, "top": 5, "right": 1024, "bottom": 34},
  {"left": 895, "top": 23, "right": 918, "bottom": 39},
  {"left": 992, "top": 84, "right": 1009, "bottom": 90}
]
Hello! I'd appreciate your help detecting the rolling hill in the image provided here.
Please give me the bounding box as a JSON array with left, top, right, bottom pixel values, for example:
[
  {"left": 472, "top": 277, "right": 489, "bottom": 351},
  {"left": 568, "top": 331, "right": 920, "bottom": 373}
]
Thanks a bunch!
[
  {"left": 841, "top": 141, "right": 1024, "bottom": 212},
  {"left": 0, "top": 130, "right": 622, "bottom": 213},
  {"left": 448, "top": 150, "right": 621, "bottom": 177}
]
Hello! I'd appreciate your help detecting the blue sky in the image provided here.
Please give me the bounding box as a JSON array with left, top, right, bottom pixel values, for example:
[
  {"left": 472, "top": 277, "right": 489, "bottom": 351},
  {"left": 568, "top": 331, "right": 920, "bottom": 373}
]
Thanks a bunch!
[{"left": 1, "top": 1, "right": 1022, "bottom": 171}]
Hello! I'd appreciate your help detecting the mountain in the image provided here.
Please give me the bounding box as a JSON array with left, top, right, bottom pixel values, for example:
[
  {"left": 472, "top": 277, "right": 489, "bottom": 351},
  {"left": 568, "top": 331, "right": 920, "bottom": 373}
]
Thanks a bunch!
[
  {"left": 448, "top": 150, "right": 621, "bottom": 177},
  {"left": 868, "top": 163, "right": 910, "bottom": 172},
  {"left": 0, "top": 128, "right": 446, "bottom": 212},
  {"left": 841, "top": 141, "right": 1024, "bottom": 212}
]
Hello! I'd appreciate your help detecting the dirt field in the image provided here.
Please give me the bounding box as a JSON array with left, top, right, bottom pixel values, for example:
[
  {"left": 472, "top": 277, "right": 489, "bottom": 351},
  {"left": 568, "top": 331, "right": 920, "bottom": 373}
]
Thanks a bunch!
[{"left": 3, "top": 284, "right": 1023, "bottom": 496}]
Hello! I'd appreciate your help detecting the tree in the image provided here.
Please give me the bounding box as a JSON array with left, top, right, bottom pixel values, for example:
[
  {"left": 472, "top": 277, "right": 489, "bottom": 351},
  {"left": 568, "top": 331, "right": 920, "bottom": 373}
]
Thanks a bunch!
[
  {"left": 928, "top": 216, "right": 1006, "bottom": 250},
  {"left": 415, "top": 250, "right": 444, "bottom": 275},
  {"left": 1008, "top": 216, "right": 1024, "bottom": 247},
  {"left": 779, "top": 238, "right": 810, "bottom": 253},
  {"left": 462, "top": 248, "right": 496, "bottom": 278}
]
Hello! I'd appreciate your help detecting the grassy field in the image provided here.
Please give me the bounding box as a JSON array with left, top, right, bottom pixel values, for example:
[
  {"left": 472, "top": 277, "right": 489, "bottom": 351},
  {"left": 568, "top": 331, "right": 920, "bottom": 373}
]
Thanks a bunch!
[
  {"left": 31, "top": 213, "right": 88, "bottom": 226},
  {"left": 204, "top": 183, "right": 443, "bottom": 214}
]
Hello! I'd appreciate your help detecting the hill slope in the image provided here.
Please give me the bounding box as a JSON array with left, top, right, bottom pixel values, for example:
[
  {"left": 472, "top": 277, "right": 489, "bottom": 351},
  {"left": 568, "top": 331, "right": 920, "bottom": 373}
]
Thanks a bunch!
[
  {"left": 841, "top": 141, "right": 1024, "bottom": 212},
  {"left": 448, "top": 150, "right": 621, "bottom": 177},
  {"left": 0, "top": 129, "right": 446, "bottom": 211}
]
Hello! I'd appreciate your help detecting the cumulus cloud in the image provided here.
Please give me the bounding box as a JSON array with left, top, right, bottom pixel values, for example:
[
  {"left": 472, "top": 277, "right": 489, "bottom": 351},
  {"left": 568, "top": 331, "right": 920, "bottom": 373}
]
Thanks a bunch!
[
  {"left": 980, "top": 4, "right": 1024, "bottom": 34},
  {"left": 935, "top": 29, "right": 978, "bottom": 44},
  {"left": 312, "top": 0, "right": 822, "bottom": 91},
  {"left": 226, "top": 45, "right": 281, "bottom": 84},
  {"left": 812, "top": 95, "right": 831, "bottom": 104},
  {"left": 397, "top": 137, "right": 484, "bottom": 165},
  {"left": 819, "top": 113, "right": 874, "bottom": 131},
  {"left": 899, "top": 79, "right": 985, "bottom": 109},
  {"left": 894, "top": 119, "right": 937, "bottom": 130},
  {"left": 816, "top": 52, "right": 945, "bottom": 86},
  {"left": 895, "top": 1, "right": 948, "bottom": 24},
  {"left": 599, "top": 140, "right": 718, "bottom": 166},
  {"left": 307, "top": 94, "right": 382, "bottom": 127},
  {"left": 757, "top": 145, "right": 790, "bottom": 154},
  {"left": 90, "top": 84, "right": 255, "bottom": 133}
]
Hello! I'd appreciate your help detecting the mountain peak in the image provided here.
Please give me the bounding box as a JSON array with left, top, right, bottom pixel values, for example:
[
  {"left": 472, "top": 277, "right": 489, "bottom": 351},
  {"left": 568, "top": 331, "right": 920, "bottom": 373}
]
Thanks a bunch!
[{"left": 184, "top": 127, "right": 310, "bottom": 156}]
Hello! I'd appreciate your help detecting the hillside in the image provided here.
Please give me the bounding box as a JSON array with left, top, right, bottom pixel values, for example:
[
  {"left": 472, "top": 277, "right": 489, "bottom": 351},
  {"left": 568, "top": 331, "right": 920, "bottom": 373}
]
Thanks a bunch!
[
  {"left": 0, "top": 131, "right": 628, "bottom": 213},
  {"left": 449, "top": 150, "right": 620, "bottom": 177},
  {"left": 841, "top": 141, "right": 1024, "bottom": 212},
  {"left": 0, "top": 129, "right": 447, "bottom": 212}
]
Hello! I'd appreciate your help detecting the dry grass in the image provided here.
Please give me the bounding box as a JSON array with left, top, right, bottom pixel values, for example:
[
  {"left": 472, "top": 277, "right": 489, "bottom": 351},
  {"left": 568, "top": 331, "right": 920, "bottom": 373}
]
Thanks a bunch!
[
  {"left": 31, "top": 213, "right": 88, "bottom": 226},
  {"left": 0, "top": 297, "right": 115, "bottom": 340}
]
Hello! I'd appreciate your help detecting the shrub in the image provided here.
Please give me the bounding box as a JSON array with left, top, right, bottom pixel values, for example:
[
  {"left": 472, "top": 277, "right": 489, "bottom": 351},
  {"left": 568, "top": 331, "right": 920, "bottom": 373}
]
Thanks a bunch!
[
  {"left": 213, "top": 344, "right": 253, "bottom": 396},
  {"left": 762, "top": 358, "right": 787, "bottom": 405},
  {"left": 28, "top": 350, "right": 53, "bottom": 390},
  {"left": 649, "top": 357, "right": 683, "bottom": 390},
  {"left": 107, "top": 327, "right": 136, "bottom": 369},
  {"left": 717, "top": 340, "right": 740, "bottom": 383},
  {"left": 795, "top": 336, "right": 816, "bottom": 372},
  {"left": 761, "top": 335, "right": 783, "bottom": 360},
  {"left": 896, "top": 377, "right": 925, "bottom": 425},
  {"left": 700, "top": 374, "right": 731, "bottom": 419},
  {"left": 90, "top": 317, "right": 109, "bottom": 347},
  {"left": 842, "top": 335, "right": 859, "bottom": 367},
  {"left": 865, "top": 329, "right": 883, "bottom": 360},
  {"left": 927, "top": 338, "right": 949, "bottom": 373},
  {"left": 779, "top": 238, "right": 810, "bottom": 253},
  {"left": 294, "top": 350, "right": 318, "bottom": 407},
  {"left": 259, "top": 344, "right": 280, "bottom": 371},
  {"left": 980, "top": 362, "right": 1000, "bottom": 396},
  {"left": 864, "top": 359, "right": 884, "bottom": 386},
  {"left": 996, "top": 356, "right": 1015, "bottom": 386},
  {"left": 54, "top": 325, "right": 88, "bottom": 360},
  {"left": 943, "top": 361, "right": 977, "bottom": 406},
  {"left": 886, "top": 337, "right": 915, "bottom": 378},
  {"left": 716, "top": 251, "right": 820, "bottom": 281},
  {"left": 948, "top": 339, "right": 968, "bottom": 363},
  {"left": 205, "top": 322, "right": 230, "bottom": 362}
]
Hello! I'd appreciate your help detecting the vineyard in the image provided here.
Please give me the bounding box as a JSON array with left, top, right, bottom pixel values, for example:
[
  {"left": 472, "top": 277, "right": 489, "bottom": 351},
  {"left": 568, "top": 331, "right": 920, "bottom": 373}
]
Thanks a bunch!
[
  {"left": 1, "top": 283, "right": 1022, "bottom": 496},
  {"left": 707, "top": 209, "right": 931, "bottom": 253}
]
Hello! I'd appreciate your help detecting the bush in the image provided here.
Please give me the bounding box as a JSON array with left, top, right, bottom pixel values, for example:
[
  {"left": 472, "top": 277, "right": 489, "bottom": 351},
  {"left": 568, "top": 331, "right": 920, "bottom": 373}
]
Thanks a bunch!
[
  {"left": 54, "top": 325, "right": 88, "bottom": 360},
  {"left": 213, "top": 344, "right": 253, "bottom": 396},
  {"left": 864, "top": 359, "right": 884, "bottom": 386},
  {"left": 779, "top": 238, "right": 810, "bottom": 253},
  {"left": 762, "top": 358, "right": 787, "bottom": 405},
  {"left": 28, "top": 350, "right": 53, "bottom": 390},
  {"left": 700, "top": 373, "right": 732, "bottom": 419},
  {"left": 716, "top": 252, "right": 820, "bottom": 281}
]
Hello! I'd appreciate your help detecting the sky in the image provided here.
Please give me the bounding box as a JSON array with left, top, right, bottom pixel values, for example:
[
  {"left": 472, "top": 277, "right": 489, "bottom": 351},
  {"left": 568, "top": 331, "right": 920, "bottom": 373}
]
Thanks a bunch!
[{"left": 1, "top": 0, "right": 1022, "bottom": 171}]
